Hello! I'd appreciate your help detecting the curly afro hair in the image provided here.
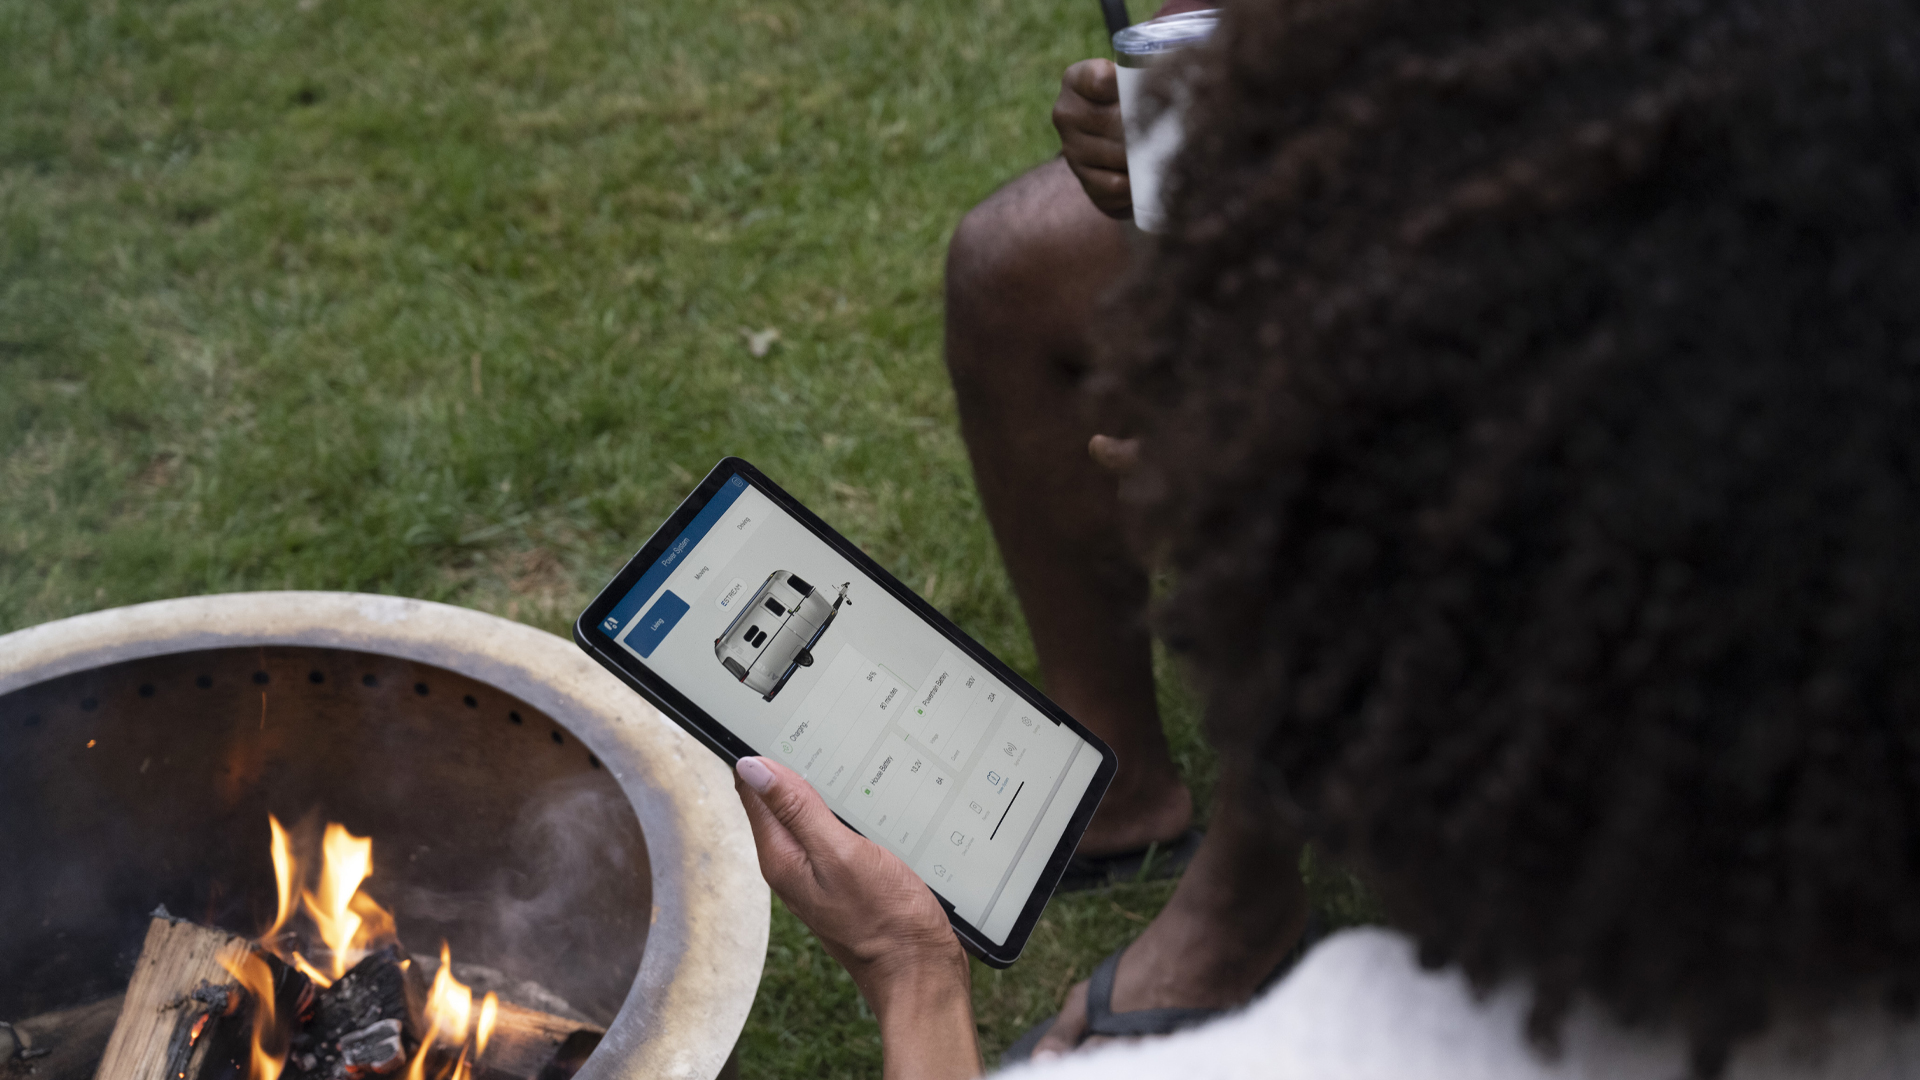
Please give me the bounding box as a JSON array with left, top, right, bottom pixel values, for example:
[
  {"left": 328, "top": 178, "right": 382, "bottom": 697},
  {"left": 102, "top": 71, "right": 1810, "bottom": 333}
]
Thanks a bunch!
[{"left": 1099, "top": 0, "right": 1920, "bottom": 1072}]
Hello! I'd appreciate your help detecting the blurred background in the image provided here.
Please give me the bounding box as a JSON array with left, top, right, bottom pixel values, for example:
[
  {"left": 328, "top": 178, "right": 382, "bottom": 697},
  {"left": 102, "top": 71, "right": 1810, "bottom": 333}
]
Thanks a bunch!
[{"left": 0, "top": 0, "right": 1367, "bottom": 1073}]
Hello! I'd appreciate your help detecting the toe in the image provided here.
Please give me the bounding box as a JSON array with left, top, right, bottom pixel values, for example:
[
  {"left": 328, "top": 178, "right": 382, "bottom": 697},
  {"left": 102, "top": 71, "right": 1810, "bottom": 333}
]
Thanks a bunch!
[{"left": 1031, "top": 980, "right": 1091, "bottom": 1057}]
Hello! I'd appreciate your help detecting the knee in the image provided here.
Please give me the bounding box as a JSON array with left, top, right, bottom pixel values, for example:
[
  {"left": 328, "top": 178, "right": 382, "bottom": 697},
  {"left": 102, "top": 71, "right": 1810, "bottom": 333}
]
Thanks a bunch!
[
  {"left": 945, "top": 189, "right": 1034, "bottom": 322},
  {"left": 945, "top": 164, "right": 1116, "bottom": 373}
]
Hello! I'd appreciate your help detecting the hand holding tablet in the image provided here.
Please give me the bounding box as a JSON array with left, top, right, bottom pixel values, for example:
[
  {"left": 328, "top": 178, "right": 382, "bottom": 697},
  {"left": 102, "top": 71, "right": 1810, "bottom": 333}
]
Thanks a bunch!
[{"left": 575, "top": 459, "right": 1116, "bottom": 966}]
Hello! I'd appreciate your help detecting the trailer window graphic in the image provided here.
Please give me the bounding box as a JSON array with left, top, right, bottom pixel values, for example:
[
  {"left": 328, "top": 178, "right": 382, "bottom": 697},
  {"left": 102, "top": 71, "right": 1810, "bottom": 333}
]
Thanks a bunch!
[{"left": 714, "top": 571, "right": 850, "bottom": 701}]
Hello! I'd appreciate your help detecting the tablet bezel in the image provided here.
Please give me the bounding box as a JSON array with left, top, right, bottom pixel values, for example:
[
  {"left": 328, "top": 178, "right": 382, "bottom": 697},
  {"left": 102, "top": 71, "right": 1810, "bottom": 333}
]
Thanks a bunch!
[{"left": 573, "top": 456, "right": 1117, "bottom": 967}]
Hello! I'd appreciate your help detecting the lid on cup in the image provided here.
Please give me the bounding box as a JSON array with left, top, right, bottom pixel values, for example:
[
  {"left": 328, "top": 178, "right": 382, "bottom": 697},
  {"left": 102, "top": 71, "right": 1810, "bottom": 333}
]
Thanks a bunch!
[{"left": 1112, "top": 10, "right": 1219, "bottom": 59}]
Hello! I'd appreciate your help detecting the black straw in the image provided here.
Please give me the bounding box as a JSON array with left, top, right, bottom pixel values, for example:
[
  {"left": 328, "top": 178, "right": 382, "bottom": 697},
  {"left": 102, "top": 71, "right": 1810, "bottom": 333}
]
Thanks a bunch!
[{"left": 1100, "top": 0, "right": 1132, "bottom": 37}]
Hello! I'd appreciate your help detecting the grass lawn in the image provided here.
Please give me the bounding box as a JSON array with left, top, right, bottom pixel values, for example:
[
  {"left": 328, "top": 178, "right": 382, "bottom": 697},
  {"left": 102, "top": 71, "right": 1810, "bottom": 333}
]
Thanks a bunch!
[{"left": 0, "top": 0, "right": 1372, "bottom": 1073}]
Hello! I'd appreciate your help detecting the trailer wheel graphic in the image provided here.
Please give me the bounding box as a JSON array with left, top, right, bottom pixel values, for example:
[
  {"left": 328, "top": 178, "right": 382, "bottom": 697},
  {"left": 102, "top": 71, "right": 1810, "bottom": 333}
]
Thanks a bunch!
[{"left": 713, "top": 571, "right": 849, "bottom": 701}]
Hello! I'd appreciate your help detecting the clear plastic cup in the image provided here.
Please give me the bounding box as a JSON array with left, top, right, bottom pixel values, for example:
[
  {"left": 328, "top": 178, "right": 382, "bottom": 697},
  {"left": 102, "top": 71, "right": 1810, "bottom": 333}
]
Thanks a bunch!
[{"left": 1112, "top": 10, "right": 1219, "bottom": 232}]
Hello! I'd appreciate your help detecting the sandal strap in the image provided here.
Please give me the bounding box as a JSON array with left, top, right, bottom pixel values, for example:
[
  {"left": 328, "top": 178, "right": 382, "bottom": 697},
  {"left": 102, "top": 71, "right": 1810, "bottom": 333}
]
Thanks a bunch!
[{"left": 1084, "top": 947, "right": 1225, "bottom": 1038}]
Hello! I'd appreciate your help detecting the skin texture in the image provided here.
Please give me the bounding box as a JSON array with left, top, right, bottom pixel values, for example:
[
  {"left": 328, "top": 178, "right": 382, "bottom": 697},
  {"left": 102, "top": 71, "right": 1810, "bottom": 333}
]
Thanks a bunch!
[
  {"left": 944, "top": 156, "right": 1192, "bottom": 859},
  {"left": 733, "top": 756, "right": 980, "bottom": 1080},
  {"left": 1052, "top": 59, "right": 1131, "bottom": 219},
  {"left": 939, "top": 37, "right": 1310, "bottom": 1060},
  {"left": 749, "top": 37, "right": 1317, "bottom": 1061}
]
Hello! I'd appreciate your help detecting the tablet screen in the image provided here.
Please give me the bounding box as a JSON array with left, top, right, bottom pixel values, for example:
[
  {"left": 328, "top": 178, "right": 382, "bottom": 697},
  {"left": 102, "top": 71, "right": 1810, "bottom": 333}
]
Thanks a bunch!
[{"left": 593, "top": 473, "right": 1103, "bottom": 945}]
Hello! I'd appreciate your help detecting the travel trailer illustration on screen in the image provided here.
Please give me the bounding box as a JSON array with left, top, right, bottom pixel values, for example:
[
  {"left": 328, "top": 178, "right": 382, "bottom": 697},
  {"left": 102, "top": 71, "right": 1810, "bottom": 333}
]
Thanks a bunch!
[{"left": 715, "top": 571, "right": 850, "bottom": 701}]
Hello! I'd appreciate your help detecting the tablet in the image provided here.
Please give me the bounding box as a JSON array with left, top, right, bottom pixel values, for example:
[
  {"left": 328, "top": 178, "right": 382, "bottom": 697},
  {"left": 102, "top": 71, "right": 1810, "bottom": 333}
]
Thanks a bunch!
[{"left": 574, "top": 458, "right": 1116, "bottom": 966}]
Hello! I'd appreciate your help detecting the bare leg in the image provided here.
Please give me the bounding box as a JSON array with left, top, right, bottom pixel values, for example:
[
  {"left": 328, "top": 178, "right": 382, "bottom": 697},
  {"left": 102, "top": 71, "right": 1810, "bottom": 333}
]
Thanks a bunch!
[
  {"left": 945, "top": 159, "right": 1190, "bottom": 855},
  {"left": 948, "top": 162, "right": 1310, "bottom": 1052}
]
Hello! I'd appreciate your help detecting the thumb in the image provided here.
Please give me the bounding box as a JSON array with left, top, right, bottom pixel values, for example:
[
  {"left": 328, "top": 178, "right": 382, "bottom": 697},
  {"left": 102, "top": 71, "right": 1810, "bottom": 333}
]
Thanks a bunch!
[
  {"left": 736, "top": 756, "right": 847, "bottom": 854},
  {"left": 1065, "top": 57, "right": 1119, "bottom": 104}
]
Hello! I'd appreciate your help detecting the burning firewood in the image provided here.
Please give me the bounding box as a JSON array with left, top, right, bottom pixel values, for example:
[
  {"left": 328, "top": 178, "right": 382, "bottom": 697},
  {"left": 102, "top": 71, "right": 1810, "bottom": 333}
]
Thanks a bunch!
[
  {"left": 468, "top": 1003, "right": 599, "bottom": 1080},
  {"left": 90, "top": 914, "right": 258, "bottom": 1080},
  {"left": 84, "top": 917, "right": 603, "bottom": 1080},
  {"left": 284, "top": 948, "right": 410, "bottom": 1080},
  {"left": 397, "top": 948, "right": 603, "bottom": 1080},
  {"left": 86, "top": 818, "right": 608, "bottom": 1080}
]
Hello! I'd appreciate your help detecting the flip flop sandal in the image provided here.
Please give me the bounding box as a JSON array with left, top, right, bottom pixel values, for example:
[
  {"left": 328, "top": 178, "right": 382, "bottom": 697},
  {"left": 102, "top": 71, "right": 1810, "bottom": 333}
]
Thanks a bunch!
[
  {"left": 1056, "top": 828, "right": 1206, "bottom": 893},
  {"left": 999, "top": 914, "right": 1324, "bottom": 1065},
  {"left": 999, "top": 947, "right": 1220, "bottom": 1063}
]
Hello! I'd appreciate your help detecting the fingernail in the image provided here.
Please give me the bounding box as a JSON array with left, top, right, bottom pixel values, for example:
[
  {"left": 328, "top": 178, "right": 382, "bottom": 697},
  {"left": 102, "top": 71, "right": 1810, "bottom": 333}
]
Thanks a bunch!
[{"left": 737, "top": 756, "right": 774, "bottom": 792}]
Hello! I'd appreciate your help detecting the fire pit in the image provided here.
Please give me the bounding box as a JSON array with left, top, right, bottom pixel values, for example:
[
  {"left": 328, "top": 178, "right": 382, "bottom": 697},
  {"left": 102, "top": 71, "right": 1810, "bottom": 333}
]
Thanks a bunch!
[{"left": 0, "top": 593, "right": 768, "bottom": 1080}]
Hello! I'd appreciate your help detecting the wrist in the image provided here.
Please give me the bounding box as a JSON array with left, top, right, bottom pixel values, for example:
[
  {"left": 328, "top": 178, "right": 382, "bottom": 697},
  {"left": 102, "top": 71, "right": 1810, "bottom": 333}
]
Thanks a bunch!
[
  {"left": 862, "top": 935, "right": 970, "bottom": 1020},
  {"left": 867, "top": 944, "right": 979, "bottom": 1080}
]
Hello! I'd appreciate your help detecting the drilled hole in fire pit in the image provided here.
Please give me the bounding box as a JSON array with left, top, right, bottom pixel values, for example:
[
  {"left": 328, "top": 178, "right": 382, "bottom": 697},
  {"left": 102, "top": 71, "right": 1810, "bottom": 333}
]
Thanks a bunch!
[{"left": 0, "top": 646, "right": 650, "bottom": 1038}]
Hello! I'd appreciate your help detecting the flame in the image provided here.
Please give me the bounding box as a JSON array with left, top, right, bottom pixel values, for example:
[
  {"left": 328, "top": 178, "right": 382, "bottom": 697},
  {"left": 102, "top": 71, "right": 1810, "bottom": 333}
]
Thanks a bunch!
[
  {"left": 350, "top": 889, "right": 399, "bottom": 946},
  {"left": 261, "top": 817, "right": 397, "bottom": 982},
  {"left": 265, "top": 816, "right": 295, "bottom": 942},
  {"left": 304, "top": 823, "right": 374, "bottom": 980},
  {"left": 406, "top": 943, "right": 479, "bottom": 1080},
  {"left": 219, "top": 950, "right": 287, "bottom": 1080},
  {"left": 475, "top": 993, "right": 499, "bottom": 1059},
  {"left": 289, "top": 951, "right": 332, "bottom": 989},
  {"left": 403, "top": 1013, "right": 441, "bottom": 1080},
  {"left": 245, "top": 818, "right": 495, "bottom": 1080},
  {"left": 426, "top": 941, "right": 475, "bottom": 1047}
]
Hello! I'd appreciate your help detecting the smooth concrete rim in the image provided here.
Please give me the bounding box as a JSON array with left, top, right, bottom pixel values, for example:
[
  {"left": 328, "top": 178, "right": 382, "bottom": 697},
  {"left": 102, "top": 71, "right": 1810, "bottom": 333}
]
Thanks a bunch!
[{"left": 0, "top": 592, "right": 768, "bottom": 1080}]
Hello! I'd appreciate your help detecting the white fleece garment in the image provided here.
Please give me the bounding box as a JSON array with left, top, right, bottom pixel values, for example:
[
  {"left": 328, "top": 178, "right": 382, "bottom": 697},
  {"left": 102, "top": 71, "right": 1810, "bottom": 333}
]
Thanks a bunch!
[{"left": 994, "top": 928, "right": 1920, "bottom": 1080}]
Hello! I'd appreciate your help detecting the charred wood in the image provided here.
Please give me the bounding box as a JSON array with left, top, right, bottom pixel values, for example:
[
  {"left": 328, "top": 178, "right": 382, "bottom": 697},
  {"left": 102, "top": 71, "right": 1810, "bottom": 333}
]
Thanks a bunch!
[
  {"left": 285, "top": 949, "right": 410, "bottom": 1080},
  {"left": 71, "top": 917, "right": 596, "bottom": 1080},
  {"left": 90, "top": 916, "right": 253, "bottom": 1080},
  {"left": 528, "top": 1030, "right": 599, "bottom": 1080},
  {"left": 400, "top": 957, "right": 601, "bottom": 1080},
  {"left": 472, "top": 1001, "right": 600, "bottom": 1080}
]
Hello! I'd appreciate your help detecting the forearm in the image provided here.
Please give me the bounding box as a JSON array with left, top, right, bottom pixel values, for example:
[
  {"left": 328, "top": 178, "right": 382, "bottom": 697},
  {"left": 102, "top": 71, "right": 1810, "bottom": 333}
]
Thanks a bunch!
[{"left": 869, "top": 951, "right": 982, "bottom": 1080}]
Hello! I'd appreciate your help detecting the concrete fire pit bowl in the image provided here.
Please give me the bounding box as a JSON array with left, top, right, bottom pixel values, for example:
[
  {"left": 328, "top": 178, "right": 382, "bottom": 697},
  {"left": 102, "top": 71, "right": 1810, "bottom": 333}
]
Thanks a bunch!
[{"left": 0, "top": 592, "right": 768, "bottom": 1080}]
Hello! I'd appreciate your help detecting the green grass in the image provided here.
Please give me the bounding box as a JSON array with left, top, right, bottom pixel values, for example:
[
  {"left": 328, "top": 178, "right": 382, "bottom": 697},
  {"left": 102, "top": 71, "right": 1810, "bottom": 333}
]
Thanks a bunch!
[{"left": 0, "top": 0, "right": 1373, "bottom": 1074}]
